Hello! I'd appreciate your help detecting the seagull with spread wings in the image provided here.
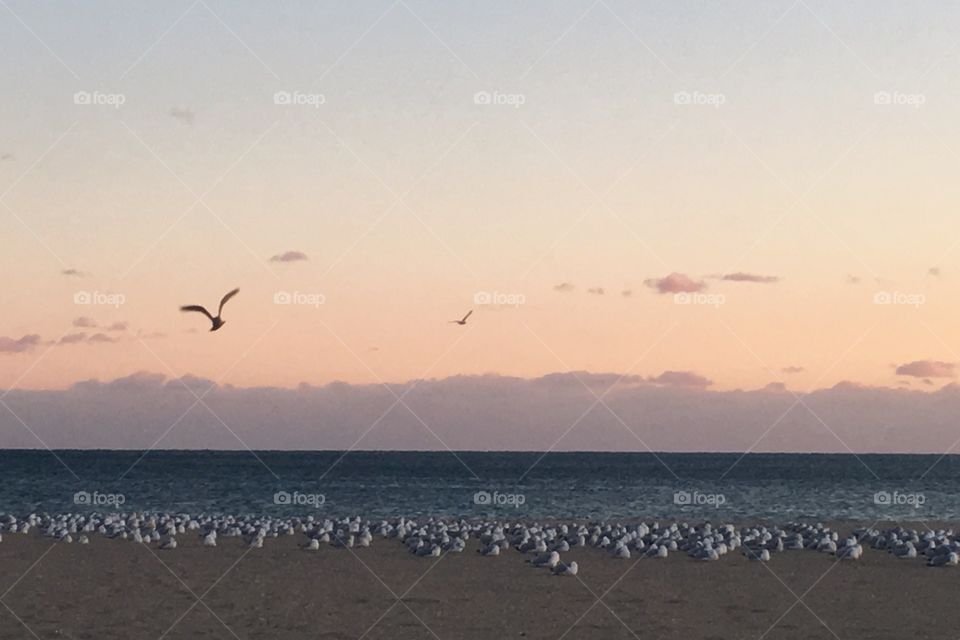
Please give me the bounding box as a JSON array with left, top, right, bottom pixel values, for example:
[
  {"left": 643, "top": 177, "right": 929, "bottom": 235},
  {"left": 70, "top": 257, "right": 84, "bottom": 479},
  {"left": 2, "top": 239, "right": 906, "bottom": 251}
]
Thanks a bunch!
[
  {"left": 450, "top": 310, "right": 473, "bottom": 326},
  {"left": 180, "top": 288, "right": 239, "bottom": 332}
]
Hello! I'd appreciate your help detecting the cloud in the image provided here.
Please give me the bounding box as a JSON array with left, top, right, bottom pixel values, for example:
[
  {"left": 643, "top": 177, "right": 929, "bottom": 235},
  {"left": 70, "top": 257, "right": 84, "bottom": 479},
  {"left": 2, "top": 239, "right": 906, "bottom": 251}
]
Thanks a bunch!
[
  {"left": 168, "top": 107, "right": 195, "bottom": 125},
  {"left": 895, "top": 360, "right": 955, "bottom": 378},
  {"left": 61, "top": 268, "right": 84, "bottom": 278},
  {"left": 763, "top": 382, "right": 787, "bottom": 392},
  {"left": 107, "top": 321, "right": 129, "bottom": 332},
  {"left": 720, "top": 272, "right": 779, "bottom": 284},
  {"left": 621, "top": 290, "right": 632, "bottom": 297},
  {"left": 57, "top": 332, "right": 116, "bottom": 346},
  {"left": 73, "top": 317, "right": 97, "bottom": 328},
  {"left": 648, "top": 370, "right": 712, "bottom": 388},
  {"left": 269, "top": 250, "right": 308, "bottom": 263},
  {"left": 846, "top": 275, "right": 861, "bottom": 284},
  {"left": 553, "top": 282, "right": 575, "bottom": 292},
  {"left": 644, "top": 273, "right": 706, "bottom": 294},
  {"left": 0, "top": 335, "right": 42, "bottom": 354},
  {"left": 0, "top": 153, "right": 13, "bottom": 161},
  {"left": 8, "top": 370, "right": 960, "bottom": 452},
  {"left": 929, "top": 267, "right": 941, "bottom": 277},
  {"left": 782, "top": 366, "right": 805, "bottom": 374},
  {"left": 587, "top": 287, "right": 605, "bottom": 295}
]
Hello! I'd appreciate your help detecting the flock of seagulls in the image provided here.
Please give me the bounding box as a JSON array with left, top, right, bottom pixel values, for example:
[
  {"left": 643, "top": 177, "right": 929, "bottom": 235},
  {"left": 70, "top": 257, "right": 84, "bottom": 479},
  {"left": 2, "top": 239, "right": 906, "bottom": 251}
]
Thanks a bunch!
[{"left": 2, "top": 514, "right": 959, "bottom": 570}]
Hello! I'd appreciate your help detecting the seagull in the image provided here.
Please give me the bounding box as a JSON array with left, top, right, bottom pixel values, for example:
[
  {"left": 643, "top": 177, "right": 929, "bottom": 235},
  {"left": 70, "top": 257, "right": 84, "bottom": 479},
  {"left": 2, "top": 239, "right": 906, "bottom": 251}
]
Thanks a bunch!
[
  {"left": 180, "top": 288, "right": 239, "bottom": 332},
  {"left": 449, "top": 310, "right": 473, "bottom": 326}
]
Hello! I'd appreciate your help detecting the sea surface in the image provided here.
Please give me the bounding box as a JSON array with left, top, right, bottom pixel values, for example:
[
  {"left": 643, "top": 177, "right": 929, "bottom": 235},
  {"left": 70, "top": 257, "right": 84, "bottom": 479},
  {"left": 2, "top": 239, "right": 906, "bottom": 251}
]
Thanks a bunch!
[{"left": 0, "top": 450, "right": 957, "bottom": 520}]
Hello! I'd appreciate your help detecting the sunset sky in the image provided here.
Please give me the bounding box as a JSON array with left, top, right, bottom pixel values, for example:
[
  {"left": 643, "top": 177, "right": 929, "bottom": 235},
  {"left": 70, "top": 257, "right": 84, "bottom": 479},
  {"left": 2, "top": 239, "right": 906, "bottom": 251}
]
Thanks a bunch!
[{"left": 3, "top": 0, "right": 960, "bottom": 394}]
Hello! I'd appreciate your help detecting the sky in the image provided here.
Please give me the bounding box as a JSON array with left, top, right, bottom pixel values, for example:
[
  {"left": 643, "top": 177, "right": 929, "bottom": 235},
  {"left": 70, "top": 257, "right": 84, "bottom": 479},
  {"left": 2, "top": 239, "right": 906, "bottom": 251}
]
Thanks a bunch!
[{"left": 3, "top": 0, "right": 960, "bottom": 406}]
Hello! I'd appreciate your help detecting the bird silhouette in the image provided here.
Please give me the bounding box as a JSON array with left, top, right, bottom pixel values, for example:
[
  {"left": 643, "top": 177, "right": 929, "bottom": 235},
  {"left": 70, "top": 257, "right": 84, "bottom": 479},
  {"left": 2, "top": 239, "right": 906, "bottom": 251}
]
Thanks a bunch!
[
  {"left": 450, "top": 310, "right": 473, "bottom": 325},
  {"left": 180, "top": 288, "right": 239, "bottom": 332}
]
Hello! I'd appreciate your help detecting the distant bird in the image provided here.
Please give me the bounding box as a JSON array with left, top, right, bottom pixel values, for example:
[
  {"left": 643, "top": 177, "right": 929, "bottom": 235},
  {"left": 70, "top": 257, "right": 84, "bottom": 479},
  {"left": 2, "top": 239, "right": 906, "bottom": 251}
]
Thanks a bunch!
[
  {"left": 180, "top": 288, "right": 239, "bottom": 331},
  {"left": 450, "top": 310, "right": 473, "bottom": 326}
]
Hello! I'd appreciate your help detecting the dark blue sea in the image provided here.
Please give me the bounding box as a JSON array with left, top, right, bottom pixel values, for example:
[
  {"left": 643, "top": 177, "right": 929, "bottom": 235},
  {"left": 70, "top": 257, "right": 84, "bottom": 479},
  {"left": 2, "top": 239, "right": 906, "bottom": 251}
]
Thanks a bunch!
[{"left": 1, "top": 450, "right": 957, "bottom": 520}]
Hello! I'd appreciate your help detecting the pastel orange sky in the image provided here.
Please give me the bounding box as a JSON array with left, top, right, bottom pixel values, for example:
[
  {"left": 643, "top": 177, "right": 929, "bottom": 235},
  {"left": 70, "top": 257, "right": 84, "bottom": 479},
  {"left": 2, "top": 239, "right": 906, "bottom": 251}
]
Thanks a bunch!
[{"left": 2, "top": 0, "right": 960, "bottom": 393}]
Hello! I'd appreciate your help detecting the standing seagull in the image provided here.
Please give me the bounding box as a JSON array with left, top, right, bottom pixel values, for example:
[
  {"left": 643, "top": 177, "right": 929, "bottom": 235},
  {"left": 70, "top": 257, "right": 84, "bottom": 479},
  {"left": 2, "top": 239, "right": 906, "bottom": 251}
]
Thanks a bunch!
[
  {"left": 450, "top": 310, "right": 473, "bottom": 326},
  {"left": 180, "top": 288, "right": 239, "bottom": 332}
]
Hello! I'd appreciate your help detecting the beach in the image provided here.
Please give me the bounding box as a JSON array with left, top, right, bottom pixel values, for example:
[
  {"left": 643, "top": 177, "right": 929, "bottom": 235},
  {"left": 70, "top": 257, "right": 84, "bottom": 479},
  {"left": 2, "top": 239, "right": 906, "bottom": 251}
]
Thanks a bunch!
[{"left": 2, "top": 525, "right": 958, "bottom": 640}]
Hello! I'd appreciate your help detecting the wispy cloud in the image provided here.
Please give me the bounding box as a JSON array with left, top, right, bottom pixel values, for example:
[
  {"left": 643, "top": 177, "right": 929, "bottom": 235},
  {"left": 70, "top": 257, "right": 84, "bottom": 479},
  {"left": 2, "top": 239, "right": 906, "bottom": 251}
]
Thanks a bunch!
[
  {"left": 61, "top": 268, "right": 85, "bottom": 278},
  {"left": 553, "top": 282, "right": 575, "bottom": 292},
  {"left": 0, "top": 334, "right": 42, "bottom": 354},
  {"left": 269, "top": 250, "right": 308, "bottom": 263},
  {"left": 168, "top": 107, "right": 195, "bottom": 125},
  {"left": 106, "top": 321, "right": 129, "bottom": 332},
  {"left": 782, "top": 366, "right": 805, "bottom": 374},
  {"left": 719, "top": 272, "right": 779, "bottom": 284},
  {"left": 72, "top": 317, "right": 97, "bottom": 328},
  {"left": 587, "top": 287, "right": 605, "bottom": 295},
  {"left": 648, "top": 370, "right": 712, "bottom": 388},
  {"left": 895, "top": 360, "right": 955, "bottom": 378},
  {"left": 929, "top": 267, "right": 941, "bottom": 277},
  {"left": 644, "top": 273, "right": 706, "bottom": 294}
]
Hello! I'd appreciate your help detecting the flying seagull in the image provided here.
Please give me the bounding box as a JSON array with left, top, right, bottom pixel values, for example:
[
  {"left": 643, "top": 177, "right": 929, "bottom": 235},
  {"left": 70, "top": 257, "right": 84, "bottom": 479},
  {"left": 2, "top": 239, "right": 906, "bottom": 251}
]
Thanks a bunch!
[
  {"left": 180, "top": 288, "right": 239, "bottom": 332},
  {"left": 450, "top": 310, "right": 473, "bottom": 326}
]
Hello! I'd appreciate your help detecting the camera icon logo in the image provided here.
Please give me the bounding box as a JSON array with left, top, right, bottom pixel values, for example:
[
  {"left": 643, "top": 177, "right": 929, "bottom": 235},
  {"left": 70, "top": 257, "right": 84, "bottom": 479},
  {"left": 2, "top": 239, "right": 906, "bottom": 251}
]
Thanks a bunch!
[
  {"left": 673, "top": 292, "right": 691, "bottom": 305},
  {"left": 473, "top": 490, "right": 492, "bottom": 505},
  {"left": 273, "top": 491, "right": 292, "bottom": 505},
  {"left": 273, "top": 291, "right": 292, "bottom": 305},
  {"left": 274, "top": 91, "right": 292, "bottom": 105},
  {"left": 473, "top": 91, "right": 492, "bottom": 105},
  {"left": 473, "top": 291, "right": 492, "bottom": 305},
  {"left": 874, "top": 491, "right": 892, "bottom": 505},
  {"left": 874, "top": 91, "right": 892, "bottom": 105},
  {"left": 673, "top": 490, "right": 692, "bottom": 505},
  {"left": 73, "top": 91, "right": 91, "bottom": 105},
  {"left": 73, "top": 491, "right": 91, "bottom": 505},
  {"left": 873, "top": 291, "right": 892, "bottom": 305},
  {"left": 74, "top": 291, "right": 92, "bottom": 305},
  {"left": 673, "top": 91, "right": 692, "bottom": 105}
]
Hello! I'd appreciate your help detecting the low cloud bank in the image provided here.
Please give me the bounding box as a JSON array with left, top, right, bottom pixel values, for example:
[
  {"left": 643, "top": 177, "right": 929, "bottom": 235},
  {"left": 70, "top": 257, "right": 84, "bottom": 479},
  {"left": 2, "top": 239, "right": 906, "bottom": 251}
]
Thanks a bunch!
[{"left": 1, "top": 372, "right": 959, "bottom": 453}]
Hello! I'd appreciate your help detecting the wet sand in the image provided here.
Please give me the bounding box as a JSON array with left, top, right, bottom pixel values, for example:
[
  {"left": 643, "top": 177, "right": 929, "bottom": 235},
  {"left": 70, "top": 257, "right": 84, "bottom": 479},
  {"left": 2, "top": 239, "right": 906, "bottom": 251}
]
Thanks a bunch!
[{"left": 1, "top": 527, "right": 958, "bottom": 640}]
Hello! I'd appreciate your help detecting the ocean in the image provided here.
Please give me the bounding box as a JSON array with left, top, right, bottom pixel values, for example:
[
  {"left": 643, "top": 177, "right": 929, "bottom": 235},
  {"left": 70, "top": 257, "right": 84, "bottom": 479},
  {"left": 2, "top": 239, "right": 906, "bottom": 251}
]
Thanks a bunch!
[{"left": 0, "top": 450, "right": 955, "bottom": 520}]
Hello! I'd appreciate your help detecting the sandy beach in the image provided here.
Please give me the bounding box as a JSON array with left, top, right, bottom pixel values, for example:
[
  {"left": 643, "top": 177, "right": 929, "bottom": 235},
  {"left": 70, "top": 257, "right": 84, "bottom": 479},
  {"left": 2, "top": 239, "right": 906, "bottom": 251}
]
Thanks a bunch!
[{"left": 2, "top": 525, "right": 958, "bottom": 640}]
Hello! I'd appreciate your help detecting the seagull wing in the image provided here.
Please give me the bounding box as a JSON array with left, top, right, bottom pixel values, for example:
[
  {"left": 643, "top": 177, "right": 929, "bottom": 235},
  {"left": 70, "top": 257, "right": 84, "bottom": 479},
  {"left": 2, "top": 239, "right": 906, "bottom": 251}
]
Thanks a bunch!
[
  {"left": 218, "top": 288, "right": 240, "bottom": 315},
  {"left": 180, "top": 305, "right": 214, "bottom": 321},
  {"left": 461, "top": 310, "right": 473, "bottom": 323}
]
